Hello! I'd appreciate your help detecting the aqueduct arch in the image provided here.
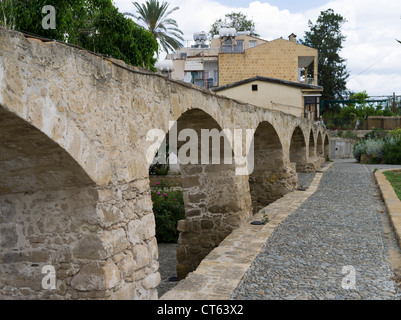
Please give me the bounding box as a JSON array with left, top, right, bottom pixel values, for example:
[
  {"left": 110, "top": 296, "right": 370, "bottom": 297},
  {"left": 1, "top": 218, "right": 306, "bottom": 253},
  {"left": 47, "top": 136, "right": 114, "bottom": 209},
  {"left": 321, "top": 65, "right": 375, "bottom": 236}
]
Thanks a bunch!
[
  {"left": 309, "top": 130, "right": 316, "bottom": 158},
  {"left": 167, "top": 108, "right": 252, "bottom": 279},
  {"left": 317, "top": 132, "right": 324, "bottom": 157},
  {"left": 249, "top": 121, "right": 296, "bottom": 213},
  {"left": 0, "top": 107, "right": 99, "bottom": 299},
  {"left": 324, "top": 135, "right": 330, "bottom": 159},
  {"left": 290, "top": 126, "right": 308, "bottom": 172},
  {"left": 0, "top": 27, "right": 329, "bottom": 299}
]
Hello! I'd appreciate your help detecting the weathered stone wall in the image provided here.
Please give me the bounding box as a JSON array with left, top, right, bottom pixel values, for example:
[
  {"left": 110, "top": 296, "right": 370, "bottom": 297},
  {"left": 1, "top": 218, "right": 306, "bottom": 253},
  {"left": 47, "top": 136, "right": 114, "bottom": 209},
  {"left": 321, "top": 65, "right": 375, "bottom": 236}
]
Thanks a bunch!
[
  {"left": 329, "top": 137, "right": 355, "bottom": 159},
  {"left": 0, "top": 27, "right": 329, "bottom": 299}
]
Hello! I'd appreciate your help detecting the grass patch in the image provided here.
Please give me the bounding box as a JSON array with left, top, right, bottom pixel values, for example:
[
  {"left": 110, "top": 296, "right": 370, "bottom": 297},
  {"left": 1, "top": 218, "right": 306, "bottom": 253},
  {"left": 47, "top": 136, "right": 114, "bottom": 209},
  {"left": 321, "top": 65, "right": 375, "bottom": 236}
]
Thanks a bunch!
[{"left": 383, "top": 170, "right": 401, "bottom": 201}]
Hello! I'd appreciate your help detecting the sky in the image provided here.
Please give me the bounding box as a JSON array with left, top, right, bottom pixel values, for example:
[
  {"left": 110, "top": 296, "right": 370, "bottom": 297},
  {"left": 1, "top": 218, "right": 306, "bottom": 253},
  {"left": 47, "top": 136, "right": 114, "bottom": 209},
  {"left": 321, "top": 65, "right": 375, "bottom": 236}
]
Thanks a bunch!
[{"left": 114, "top": 0, "right": 401, "bottom": 96}]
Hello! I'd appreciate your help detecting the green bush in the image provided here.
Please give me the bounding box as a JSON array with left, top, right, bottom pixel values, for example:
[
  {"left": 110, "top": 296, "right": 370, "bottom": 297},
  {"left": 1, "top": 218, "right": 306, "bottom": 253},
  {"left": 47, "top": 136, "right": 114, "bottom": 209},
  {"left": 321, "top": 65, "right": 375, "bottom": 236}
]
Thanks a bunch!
[
  {"left": 383, "top": 137, "right": 401, "bottom": 164},
  {"left": 364, "top": 128, "right": 386, "bottom": 140},
  {"left": 344, "top": 130, "right": 358, "bottom": 140},
  {"left": 365, "top": 138, "right": 385, "bottom": 162},
  {"left": 151, "top": 181, "right": 185, "bottom": 243},
  {"left": 327, "top": 123, "right": 336, "bottom": 130},
  {"left": 387, "top": 128, "right": 401, "bottom": 140},
  {"left": 353, "top": 128, "right": 401, "bottom": 164},
  {"left": 353, "top": 140, "right": 366, "bottom": 162}
]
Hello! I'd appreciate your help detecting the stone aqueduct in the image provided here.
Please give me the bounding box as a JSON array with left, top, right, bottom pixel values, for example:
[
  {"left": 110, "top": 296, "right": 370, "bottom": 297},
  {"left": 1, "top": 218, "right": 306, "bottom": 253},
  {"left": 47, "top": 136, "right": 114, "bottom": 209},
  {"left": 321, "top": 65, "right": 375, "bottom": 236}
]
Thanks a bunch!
[{"left": 0, "top": 28, "right": 329, "bottom": 299}]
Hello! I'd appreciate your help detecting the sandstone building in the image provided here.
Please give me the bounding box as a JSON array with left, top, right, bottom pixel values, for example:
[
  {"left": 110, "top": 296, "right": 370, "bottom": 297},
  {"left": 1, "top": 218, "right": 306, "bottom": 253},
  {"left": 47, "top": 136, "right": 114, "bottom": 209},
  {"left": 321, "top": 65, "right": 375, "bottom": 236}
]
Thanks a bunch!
[{"left": 164, "top": 30, "right": 322, "bottom": 120}]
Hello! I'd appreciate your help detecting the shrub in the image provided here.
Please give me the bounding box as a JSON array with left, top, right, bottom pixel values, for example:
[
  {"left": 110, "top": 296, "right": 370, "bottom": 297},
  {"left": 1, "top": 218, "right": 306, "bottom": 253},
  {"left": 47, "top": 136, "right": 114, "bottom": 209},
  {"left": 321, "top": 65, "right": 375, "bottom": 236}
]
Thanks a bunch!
[
  {"left": 344, "top": 130, "right": 358, "bottom": 140},
  {"left": 383, "top": 136, "right": 401, "bottom": 164},
  {"left": 327, "top": 123, "right": 336, "bottom": 130},
  {"left": 337, "top": 130, "right": 343, "bottom": 137},
  {"left": 386, "top": 128, "right": 401, "bottom": 140},
  {"left": 353, "top": 140, "right": 366, "bottom": 162},
  {"left": 151, "top": 181, "right": 185, "bottom": 243},
  {"left": 364, "top": 138, "right": 385, "bottom": 161},
  {"left": 364, "top": 128, "right": 386, "bottom": 140}
]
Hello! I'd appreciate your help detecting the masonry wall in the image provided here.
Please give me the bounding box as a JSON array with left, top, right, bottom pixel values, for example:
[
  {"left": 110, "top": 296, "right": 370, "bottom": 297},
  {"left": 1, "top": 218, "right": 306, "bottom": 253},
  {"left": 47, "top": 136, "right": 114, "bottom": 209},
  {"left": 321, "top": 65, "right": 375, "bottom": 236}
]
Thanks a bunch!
[
  {"left": 329, "top": 137, "right": 355, "bottom": 159},
  {"left": 0, "top": 27, "right": 329, "bottom": 299},
  {"left": 218, "top": 38, "right": 318, "bottom": 86}
]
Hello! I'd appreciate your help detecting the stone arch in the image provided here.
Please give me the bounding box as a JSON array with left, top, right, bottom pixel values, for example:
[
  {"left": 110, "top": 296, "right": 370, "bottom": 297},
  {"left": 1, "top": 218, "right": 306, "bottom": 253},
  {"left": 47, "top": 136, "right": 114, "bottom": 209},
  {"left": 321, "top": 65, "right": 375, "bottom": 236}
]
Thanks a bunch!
[
  {"left": 0, "top": 106, "right": 100, "bottom": 299},
  {"left": 317, "top": 131, "right": 324, "bottom": 157},
  {"left": 309, "top": 129, "right": 316, "bottom": 159},
  {"left": 249, "top": 121, "right": 296, "bottom": 213},
  {"left": 290, "top": 126, "right": 307, "bottom": 172},
  {"left": 150, "top": 108, "right": 251, "bottom": 281},
  {"left": 324, "top": 134, "right": 330, "bottom": 159}
]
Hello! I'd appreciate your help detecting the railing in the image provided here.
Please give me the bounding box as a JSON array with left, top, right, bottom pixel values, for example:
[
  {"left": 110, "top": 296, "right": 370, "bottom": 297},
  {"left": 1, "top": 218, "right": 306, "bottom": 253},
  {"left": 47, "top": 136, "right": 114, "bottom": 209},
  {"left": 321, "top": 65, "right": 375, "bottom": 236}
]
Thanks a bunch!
[
  {"left": 298, "top": 77, "right": 315, "bottom": 85},
  {"left": 324, "top": 116, "right": 401, "bottom": 131},
  {"left": 193, "top": 78, "right": 217, "bottom": 89},
  {"left": 220, "top": 45, "right": 244, "bottom": 54}
]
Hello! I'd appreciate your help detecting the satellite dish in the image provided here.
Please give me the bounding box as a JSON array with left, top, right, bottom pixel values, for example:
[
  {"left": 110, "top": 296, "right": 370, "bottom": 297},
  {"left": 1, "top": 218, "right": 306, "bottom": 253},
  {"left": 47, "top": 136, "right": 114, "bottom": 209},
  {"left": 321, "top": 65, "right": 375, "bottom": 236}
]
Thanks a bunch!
[{"left": 183, "top": 73, "right": 192, "bottom": 83}]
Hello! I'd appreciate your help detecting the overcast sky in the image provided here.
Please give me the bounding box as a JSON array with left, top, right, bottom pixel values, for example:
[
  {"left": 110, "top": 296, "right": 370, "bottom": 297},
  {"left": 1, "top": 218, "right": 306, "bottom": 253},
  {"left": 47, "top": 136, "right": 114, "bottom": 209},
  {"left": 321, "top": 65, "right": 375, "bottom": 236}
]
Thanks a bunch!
[{"left": 114, "top": 0, "right": 401, "bottom": 96}]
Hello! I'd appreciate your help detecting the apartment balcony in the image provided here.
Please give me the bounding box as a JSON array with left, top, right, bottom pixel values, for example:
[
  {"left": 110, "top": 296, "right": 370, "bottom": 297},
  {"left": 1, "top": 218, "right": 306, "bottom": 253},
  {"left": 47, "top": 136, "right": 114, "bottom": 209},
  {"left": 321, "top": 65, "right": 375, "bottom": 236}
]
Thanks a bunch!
[
  {"left": 221, "top": 44, "right": 244, "bottom": 54},
  {"left": 298, "top": 56, "right": 317, "bottom": 85}
]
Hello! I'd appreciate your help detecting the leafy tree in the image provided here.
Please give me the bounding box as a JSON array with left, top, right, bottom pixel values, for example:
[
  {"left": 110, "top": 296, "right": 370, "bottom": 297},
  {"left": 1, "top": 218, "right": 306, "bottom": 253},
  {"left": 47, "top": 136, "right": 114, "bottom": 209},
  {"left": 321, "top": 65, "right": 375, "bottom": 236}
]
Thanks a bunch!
[
  {"left": 300, "top": 9, "right": 349, "bottom": 110},
  {"left": 124, "top": 0, "right": 184, "bottom": 54},
  {"left": 78, "top": 0, "right": 158, "bottom": 70},
  {"left": 0, "top": 0, "right": 84, "bottom": 41},
  {"left": 209, "top": 11, "right": 259, "bottom": 39},
  {"left": 330, "top": 90, "right": 395, "bottom": 119},
  {"left": 0, "top": 0, "right": 16, "bottom": 29},
  {"left": 0, "top": 0, "right": 158, "bottom": 70}
]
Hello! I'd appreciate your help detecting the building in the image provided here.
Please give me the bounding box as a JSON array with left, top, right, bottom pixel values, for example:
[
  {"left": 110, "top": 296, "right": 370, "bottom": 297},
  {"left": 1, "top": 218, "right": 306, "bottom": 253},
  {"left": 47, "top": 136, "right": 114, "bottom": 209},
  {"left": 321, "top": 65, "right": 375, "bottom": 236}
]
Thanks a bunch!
[
  {"left": 166, "top": 31, "right": 219, "bottom": 89},
  {"left": 162, "top": 30, "right": 322, "bottom": 120},
  {"left": 218, "top": 33, "right": 318, "bottom": 86},
  {"left": 165, "top": 30, "right": 318, "bottom": 88},
  {"left": 212, "top": 76, "right": 323, "bottom": 120}
]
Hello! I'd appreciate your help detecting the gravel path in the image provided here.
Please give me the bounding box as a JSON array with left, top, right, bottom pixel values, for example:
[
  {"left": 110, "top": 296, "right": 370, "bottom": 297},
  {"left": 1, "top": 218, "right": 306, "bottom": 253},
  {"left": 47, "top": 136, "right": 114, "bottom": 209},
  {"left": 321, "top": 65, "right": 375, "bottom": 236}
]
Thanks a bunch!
[
  {"left": 232, "top": 159, "right": 401, "bottom": 300},
  {"left": 157, "top": 243, "right": 179, "bottom": 298}
]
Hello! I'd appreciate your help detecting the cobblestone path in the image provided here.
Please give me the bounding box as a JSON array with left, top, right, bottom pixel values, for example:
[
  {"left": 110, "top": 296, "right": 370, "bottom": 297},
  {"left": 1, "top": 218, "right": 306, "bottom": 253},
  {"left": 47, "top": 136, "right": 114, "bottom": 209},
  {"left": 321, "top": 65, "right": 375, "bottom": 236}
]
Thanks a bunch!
[{"left": 232, "top": 160, "right": 401, "bottom": 300}]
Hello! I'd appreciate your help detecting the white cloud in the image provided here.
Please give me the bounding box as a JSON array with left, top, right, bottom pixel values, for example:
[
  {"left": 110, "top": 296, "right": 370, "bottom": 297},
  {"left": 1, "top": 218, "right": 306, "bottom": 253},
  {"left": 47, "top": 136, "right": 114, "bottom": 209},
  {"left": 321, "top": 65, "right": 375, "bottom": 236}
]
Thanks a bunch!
[{"left": 114, "top": 0, "right": 401, "bottom": 95}]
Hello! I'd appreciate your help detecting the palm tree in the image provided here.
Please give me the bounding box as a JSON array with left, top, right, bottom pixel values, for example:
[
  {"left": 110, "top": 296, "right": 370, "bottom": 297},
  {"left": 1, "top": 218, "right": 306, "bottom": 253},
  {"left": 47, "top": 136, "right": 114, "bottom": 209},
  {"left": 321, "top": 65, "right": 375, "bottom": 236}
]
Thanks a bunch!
[{"left": 124, "top": 0, "right": 184, "bottom": 54}]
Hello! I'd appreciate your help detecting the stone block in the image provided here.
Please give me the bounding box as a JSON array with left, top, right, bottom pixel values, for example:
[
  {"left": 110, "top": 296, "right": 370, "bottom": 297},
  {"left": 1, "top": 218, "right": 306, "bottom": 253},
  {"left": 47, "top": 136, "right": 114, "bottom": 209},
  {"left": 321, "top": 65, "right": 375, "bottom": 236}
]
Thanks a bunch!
[
  {"left": 70, "top": 260, "right": 121, "bottom": 291},
  {"left": 133, "top": 244, "right": 151, "bottom": 270},
  {"left": 141, "top": 272, "right": 161, "bottom": 290}
]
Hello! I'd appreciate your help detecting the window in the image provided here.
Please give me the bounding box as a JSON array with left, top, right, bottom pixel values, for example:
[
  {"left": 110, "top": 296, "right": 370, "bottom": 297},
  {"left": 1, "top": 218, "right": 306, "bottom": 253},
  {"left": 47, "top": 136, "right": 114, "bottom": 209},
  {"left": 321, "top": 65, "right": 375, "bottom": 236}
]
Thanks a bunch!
[
  {"left": 304, "top": 96, "right": 320, "bottom": 120},
  {"left": 252, "top": 84, "right": 258, "bottom": 91},
  {"left": 214, "top": 70, "right": 218, "bottom": 86},
  {"left": 191, "top": 71, "right": 203, "bottom": 80},
  {"left": 249, "top": 40, "right": 257, "bottom": 48},
  {"left": 224, "top": 38, "right": 232, "bottom": 45},
  {"left": 235, "top": 40, "right": 244, "bottom": 53}
]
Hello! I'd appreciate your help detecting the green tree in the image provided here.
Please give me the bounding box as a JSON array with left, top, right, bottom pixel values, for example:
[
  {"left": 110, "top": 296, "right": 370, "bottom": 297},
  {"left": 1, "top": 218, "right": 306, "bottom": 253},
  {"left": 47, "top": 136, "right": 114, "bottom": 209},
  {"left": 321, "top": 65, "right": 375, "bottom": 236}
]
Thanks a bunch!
[
  {"left": 0, "top": 0, "right": 16, "bottom": 29},
  {"left": 209, "top": 11, "right": 259, "bottom": 39},
  {"left": 337, "top": 91, "right": 395, "bottom": 119},
  {"left": 0, "top": 0, "right": 158, "bottom": 70},
  {"left": 124, "top": 0, "right": 184, "bottom": 54},
  {"left": 78, "top": 0, "right": 158, "bottom": 70},
  {"left": 300, "top": 8, "right": 349, "bottom": 110},
  {"left": 0, "top": 0, "right": 85, "bottom": 41}
]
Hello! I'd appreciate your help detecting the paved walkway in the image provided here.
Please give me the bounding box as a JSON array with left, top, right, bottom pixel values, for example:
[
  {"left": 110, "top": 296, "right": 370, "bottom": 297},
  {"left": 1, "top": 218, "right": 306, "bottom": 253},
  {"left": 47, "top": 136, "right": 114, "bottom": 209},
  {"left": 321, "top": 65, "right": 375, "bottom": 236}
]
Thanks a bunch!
[{"left": 232, "top": 160, "right": 401, "bottom": 300}]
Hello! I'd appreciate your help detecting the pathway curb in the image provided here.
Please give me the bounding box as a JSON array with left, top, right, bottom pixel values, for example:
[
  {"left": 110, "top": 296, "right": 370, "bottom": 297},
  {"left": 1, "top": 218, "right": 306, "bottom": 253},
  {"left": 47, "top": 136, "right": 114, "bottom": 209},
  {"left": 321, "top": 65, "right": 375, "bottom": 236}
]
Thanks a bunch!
[
  {"left": 160, "top": 162, "right": 334, "bottom": 300},
  {"left": 375, "top": 169, "right": 401, "bottom": 249}
]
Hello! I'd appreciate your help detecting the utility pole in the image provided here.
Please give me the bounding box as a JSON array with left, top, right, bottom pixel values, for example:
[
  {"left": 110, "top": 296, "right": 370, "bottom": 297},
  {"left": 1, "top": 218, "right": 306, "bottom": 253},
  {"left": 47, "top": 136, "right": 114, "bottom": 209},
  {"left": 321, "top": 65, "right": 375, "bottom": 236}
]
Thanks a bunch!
[{"left": 392, "top": 92, "right": 397, "bottom": 114}]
